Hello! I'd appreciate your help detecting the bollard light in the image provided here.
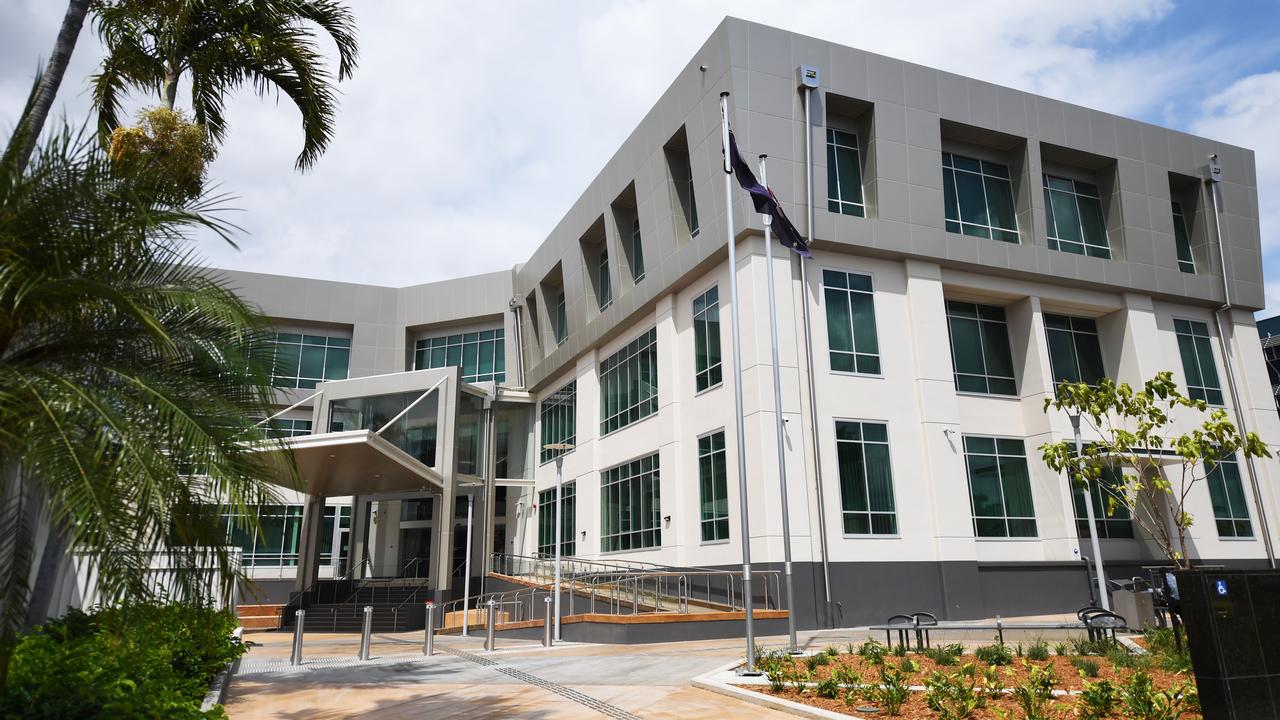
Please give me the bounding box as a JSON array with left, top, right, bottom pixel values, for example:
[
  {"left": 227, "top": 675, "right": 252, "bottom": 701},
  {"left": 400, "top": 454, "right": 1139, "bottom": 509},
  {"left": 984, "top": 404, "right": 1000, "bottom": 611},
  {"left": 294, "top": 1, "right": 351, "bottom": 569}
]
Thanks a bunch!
[
  {"left": 543, "top": 596, "right": 553, "bottom": 647},
  {"left": 484, "top": 599, "right": 496, "bottom": 652},
  {"left": 424, "top": 602, "right": 435, "bottom": 656},
  {"left": 358, "top": 606, "right": 373, "bottom": 661},
  {"left": 290, "top": 609, "right": 306, "bottom": 666}
]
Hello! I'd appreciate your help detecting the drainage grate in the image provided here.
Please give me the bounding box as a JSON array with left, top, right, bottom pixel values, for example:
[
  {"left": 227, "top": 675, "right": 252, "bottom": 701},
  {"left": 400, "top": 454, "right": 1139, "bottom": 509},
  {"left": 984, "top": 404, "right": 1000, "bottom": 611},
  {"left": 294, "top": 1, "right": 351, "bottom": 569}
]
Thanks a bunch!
[{"left": 441, "top": 647, "right": 640, "bottom": 720}]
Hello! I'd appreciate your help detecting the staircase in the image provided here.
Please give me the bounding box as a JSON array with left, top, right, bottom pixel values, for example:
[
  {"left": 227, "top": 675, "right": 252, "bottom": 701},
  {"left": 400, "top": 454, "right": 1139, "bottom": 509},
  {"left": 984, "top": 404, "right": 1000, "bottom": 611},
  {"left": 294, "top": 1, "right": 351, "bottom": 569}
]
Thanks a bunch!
[{"left": 280, "top": 578, "right": 430, "bottom": 633}]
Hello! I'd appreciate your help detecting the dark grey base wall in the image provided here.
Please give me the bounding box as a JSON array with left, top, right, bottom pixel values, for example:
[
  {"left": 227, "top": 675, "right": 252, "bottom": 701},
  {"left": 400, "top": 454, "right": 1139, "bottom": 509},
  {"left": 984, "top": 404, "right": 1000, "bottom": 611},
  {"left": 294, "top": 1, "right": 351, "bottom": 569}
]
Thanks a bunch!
[
  {"left": 720, "top": 559, "right": 1270, "bottom": 631},
  {"left": 239, "top": 579, "right": 295, "bottom": 605}
]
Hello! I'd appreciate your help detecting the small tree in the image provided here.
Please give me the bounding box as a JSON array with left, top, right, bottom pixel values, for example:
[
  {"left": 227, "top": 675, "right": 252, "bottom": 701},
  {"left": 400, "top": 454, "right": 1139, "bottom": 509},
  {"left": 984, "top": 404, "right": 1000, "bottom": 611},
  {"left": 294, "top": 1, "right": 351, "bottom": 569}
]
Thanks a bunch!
[{"left": 1041, "top": 372, "right": 1270, "bottom": 570}]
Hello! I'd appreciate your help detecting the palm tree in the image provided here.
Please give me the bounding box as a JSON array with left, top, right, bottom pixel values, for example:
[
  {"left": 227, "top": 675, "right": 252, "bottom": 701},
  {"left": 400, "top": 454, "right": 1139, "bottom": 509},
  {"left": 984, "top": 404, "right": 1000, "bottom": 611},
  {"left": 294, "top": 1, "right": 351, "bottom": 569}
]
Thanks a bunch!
[
  {"left": 2, "top": 0, "right": 91, "bottom": 173},
  {"left": 0, "top": 123, "right": 294, "bottom": 690},
  {"left": 91, "top": 0, "right": 359, "bottom": 171}
]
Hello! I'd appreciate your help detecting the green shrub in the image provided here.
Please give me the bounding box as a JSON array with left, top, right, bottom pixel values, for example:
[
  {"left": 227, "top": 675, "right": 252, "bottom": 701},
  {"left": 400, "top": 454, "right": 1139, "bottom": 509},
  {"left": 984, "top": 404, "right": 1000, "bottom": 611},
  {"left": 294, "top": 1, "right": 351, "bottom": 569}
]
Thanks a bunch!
[
  {"left": 816, "top": 676, "right": 842, "bottom": 699},
  {"left": 767, "top": 669, "right": 787, "bottom": 693},
  {"left": 1121, "top": 671, "right": 1198, "bottom": 720},
  {"left": 858, "top": 639, "right": 888, "bottom": 665},
  {"left": 1078, "top": 678, "right": 1119, "bottom": 720},
  {"left": 974, "top": 643, "right": 1014, "bottom": 666},
  {"left": 1071, "top": 636, "right": 1110, "bottom": 656},
  {"left": 891, "top": 643, "right": 909, "bottom": 657},
  {"left": 925, "top": 646, "right": 958, "bottom": 666},
  {"left": 1009, "top": 661, "right": 1058, "bottom": 720},
  {"left": 1026, "top": 640, "right": 1050, "bottom": 661},
  {"left": 897, "top": 656, "right": 918, "bottom": 674},
  {"left": 1106, "top": 642, "right": 1146, "bottom": 670},
  {"left": 0, "top": 600, "right": 243, "bottom": 720},
  {"left": 825, "top": 645, "right": 841, "bottom": 657},
  {"left": 866, "top": 665, "right": 911, "bottom": 716},
  {"left": 1071, "top": 655, "right": 1102, "bottom": 678},
  {"left": 977, "top": 664, "right": 1006, "bottom": 708},
  {"left": 924, "top": 666, "right": 980, "bottom": 720},
  {"left": 1053, "top": 641, "right": 1070, "bottom": 657},
  {"left": 1142, "top": 627, "right": 1192, "bottom": 673}
]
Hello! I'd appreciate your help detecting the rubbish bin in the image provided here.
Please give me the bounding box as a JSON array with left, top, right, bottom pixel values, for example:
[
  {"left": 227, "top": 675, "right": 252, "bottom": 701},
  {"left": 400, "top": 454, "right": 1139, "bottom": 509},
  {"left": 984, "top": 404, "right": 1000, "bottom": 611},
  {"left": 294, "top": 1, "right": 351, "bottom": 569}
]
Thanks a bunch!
[{"left": 1112, "top": 588, "right": 1157, "bottom": 630}]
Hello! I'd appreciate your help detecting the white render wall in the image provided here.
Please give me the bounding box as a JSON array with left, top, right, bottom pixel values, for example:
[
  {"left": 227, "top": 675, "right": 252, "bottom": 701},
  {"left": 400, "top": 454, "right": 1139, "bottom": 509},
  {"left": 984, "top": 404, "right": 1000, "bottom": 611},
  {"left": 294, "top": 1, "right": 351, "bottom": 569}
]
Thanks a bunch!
[{"left": 519, "top": 236, "right": 1280, "bottom": 569}]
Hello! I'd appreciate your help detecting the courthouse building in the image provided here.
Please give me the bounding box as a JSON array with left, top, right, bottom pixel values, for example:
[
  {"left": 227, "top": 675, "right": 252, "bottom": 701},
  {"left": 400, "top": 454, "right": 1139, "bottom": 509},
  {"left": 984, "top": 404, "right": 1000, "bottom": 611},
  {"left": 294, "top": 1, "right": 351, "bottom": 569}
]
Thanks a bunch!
[{"left": 216, "top": 17, "right": 1279, "bottom": 628}]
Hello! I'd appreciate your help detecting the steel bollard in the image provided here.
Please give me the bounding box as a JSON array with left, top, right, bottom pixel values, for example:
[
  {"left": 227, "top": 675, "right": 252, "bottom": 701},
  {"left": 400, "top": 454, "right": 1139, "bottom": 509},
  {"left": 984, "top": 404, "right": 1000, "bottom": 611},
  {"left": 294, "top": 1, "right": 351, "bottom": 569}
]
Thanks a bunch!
[
  {"left": 423, "top": 602, "right": 435, "bottom": 656},
  {"left": 543, "top": 596, "right": 553, "bottom": 647},
  {"left": 358, "top": 606, "right": 373, "bottom": 660},
  {"left": 484, "top": 599, "right": 496, "bottom": 652},
  {"left": 290, "top": 609, "right": 305, "bottom": 666}
]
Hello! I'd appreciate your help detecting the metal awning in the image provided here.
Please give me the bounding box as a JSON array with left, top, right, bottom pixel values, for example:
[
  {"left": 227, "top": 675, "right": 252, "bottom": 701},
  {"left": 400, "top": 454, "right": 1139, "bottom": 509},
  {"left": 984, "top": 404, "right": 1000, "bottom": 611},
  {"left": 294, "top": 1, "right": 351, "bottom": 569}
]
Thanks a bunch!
[{"left": 260, "top": 430, "right": 445, "bottom": 496}]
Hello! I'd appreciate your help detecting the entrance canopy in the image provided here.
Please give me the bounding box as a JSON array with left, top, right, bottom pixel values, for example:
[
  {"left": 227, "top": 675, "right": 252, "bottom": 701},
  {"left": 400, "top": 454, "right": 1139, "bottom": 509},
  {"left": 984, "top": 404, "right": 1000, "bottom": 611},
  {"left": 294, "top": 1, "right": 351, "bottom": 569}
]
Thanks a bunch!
[{"left": 279, "top": 429, "right": 445, "bottom": 496}]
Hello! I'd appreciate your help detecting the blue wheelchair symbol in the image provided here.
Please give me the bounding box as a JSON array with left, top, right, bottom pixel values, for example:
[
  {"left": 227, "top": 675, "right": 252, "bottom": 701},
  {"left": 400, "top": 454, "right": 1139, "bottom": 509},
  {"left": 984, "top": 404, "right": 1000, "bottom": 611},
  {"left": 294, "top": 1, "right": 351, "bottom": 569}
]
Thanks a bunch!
[{"left": 1215, "top": 579, "right": 1228, "bottom": 596}]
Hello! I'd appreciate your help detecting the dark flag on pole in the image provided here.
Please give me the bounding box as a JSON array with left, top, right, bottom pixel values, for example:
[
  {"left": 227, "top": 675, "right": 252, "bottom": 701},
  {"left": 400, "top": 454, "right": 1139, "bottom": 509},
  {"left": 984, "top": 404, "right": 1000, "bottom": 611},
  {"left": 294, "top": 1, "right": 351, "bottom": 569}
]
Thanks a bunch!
[{"left": 727, "top": 130, "right": 811, "bottom": 258}]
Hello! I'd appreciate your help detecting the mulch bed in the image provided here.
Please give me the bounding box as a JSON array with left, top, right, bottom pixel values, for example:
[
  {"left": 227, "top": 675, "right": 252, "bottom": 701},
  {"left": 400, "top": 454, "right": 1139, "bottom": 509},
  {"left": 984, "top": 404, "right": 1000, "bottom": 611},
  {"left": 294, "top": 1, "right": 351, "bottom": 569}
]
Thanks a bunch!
[{"left": 733, "top": 650, "right": 1200, "bottom": 719}]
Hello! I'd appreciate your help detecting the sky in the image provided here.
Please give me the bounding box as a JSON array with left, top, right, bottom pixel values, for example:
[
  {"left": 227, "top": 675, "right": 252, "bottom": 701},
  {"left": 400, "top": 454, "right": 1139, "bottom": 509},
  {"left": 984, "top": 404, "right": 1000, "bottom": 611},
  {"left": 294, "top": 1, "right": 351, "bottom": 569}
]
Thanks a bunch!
[{"left": 3, "top": 1, "right": 1280, "bottom": 316}]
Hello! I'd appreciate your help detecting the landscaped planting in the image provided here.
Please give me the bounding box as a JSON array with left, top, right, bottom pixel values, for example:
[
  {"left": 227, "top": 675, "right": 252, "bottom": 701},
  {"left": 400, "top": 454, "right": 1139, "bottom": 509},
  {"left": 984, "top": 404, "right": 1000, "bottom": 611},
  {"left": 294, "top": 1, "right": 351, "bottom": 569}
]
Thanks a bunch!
[
  {"left": 744, "top": 632, "right": 1198, "bottom": 719},
  {"left": 0, "top": 600, "right": 245, "bottom": 719}
]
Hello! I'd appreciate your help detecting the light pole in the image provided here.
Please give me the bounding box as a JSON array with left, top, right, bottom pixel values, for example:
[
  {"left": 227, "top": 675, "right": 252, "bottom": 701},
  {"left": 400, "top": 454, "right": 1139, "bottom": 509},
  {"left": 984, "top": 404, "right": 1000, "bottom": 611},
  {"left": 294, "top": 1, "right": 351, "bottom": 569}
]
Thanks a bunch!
[
  {"left": 544, "top": 442, "right": 575, "bottom": 642},
  {"left": 1069, "top": 412, "right": 1110, "bottom": 611}
]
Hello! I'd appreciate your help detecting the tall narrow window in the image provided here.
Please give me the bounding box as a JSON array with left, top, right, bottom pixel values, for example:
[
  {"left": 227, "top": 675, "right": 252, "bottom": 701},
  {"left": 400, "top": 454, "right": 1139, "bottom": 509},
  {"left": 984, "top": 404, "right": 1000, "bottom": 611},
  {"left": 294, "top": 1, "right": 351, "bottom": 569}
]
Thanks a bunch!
[
  {"left": 598, "top": 247, "right": 612, "bottom": 311},
  {"left": 631, "top": 219, "right": 645, "bottom": 283},
  {"left": 963, "top": 436, "right": 1037, "bottom": 538},
  {"left": 554, "top": 291, "right": 567, "bottom": 346},
  {"left": 686, "top": 168, "right": 699, "bottom": 237},
  {"left": 835, "top": 421, "right": 897, "bottom": 535},
  {"left": 698, "top": 431, "right": 729, "bottom": 542},
  {"left": 822, "top": 269, "right": 880, "bottom": 374},
  {"left": 1206, "top": 456, "right": 1252, "bottom": 538},
  {"left": 1044, "top": 314, "right": 1105, "bottom": 388},
  {"left": 537, "top": 483, "right": 576, "bottom": 557},
  {"left": 1175, "top": 319, "right": 1223, "bottom": 405},
  {"left": 600, "top": 453, "right": 661, "bottom": 552},
  {"left": 693, "top": 286, "right": 722, "bottom": 392},
  {"left": 1172, "top": 201, "right": 1196, "bottom": 273},
  {"left": 827, "top": 128, "right": 865, "bottom": 217},
  {"left": 414, "top": 329, "right": 506, "bottom": 383},
  {"left": 1071, "top": 466, "right": 1134, "bottom": 539},
  {"left": 946, "top": 301, "right": 1016, "bottom": 395},
  {"left": 1044, "top": 174, "right": 1109, "bottom": 258},
  {"left": 599, "top": 328, "right": 658, "bottom": 434},
  {"left": 539, "top": 380, "right": 576, "bottom": 463},
  {"left": 266, "top": 332, "right": 351, "bottom": 389},
  {"left": 943, "top": 153, "right": 1019, "bottom": 242}
]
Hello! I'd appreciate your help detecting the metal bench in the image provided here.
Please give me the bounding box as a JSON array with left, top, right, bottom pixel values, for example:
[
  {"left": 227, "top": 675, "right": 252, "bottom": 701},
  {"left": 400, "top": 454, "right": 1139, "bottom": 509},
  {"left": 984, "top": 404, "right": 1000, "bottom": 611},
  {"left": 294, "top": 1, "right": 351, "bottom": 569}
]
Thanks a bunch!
[{"left": 869, "top": 607, "right": 1129, "bottom": 649}]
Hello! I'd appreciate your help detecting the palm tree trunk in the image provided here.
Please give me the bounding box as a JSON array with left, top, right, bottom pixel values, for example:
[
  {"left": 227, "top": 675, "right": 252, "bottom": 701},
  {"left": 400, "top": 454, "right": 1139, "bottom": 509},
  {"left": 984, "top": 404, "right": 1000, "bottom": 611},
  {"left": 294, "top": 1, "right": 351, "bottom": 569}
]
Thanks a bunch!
[
  {"left": 5, "top": 0, "right": 90, "bottom": 173},
  {"left": 163, "top": 68, "right": 179, "bottom": 110}
]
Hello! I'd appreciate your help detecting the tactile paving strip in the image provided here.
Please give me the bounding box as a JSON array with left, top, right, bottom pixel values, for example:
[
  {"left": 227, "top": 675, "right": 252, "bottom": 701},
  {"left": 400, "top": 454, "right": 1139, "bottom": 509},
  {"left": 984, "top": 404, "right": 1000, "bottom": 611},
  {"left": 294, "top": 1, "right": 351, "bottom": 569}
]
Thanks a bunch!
[{"left": 441, "top": 646, "right": 641, "bottom": 720}]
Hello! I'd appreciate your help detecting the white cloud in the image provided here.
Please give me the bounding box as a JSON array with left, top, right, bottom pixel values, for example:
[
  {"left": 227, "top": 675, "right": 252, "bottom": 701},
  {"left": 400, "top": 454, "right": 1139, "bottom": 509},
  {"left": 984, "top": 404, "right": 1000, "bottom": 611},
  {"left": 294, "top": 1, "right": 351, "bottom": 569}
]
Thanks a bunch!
[{"left": 6, "top": 0, "right": 1275, "bottom": 293}]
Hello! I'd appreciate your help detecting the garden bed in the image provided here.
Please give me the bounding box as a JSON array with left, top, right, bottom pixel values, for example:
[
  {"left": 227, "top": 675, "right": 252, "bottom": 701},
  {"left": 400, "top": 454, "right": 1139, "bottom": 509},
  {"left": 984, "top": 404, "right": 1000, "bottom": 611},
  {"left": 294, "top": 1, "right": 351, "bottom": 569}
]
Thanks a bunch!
[{"left": 737, "top": 632, "right": 1198, "bottom": 719}]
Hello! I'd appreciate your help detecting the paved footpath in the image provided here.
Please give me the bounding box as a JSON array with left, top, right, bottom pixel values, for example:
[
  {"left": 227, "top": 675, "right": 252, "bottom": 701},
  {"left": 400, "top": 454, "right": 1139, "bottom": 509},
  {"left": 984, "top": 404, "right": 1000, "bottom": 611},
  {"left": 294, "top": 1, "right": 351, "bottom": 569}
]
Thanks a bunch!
[
  {"left": 226, "top": 615, "right": 1089, "bottom": 718},
  {"left": 225, "top": 629, "right": 801, "bottom": 719}
]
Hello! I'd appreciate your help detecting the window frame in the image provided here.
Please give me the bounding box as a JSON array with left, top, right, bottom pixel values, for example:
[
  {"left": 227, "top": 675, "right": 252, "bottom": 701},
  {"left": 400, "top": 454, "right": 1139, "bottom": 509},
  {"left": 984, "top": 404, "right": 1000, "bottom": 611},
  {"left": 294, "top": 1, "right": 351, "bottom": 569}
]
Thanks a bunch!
[
  {"left": 833, "top": 418, "right": 899, "bottom": 537},
  {"left": 945, "top": 300, "right": 1018, "bottom": 396},
  {"left": 598, "top": 327, "right": 659, "bottom": 435},
  {"left": 1070, "top": 465, "right": 1135, "bottom": 540},
  {"left": 962, "top": 435, "right": 1039, "bottom": 539},
  {"left": 413, "top": 328, "right": 506, "bottom": 384},
  {"left": 1043, "top": 173, "right": 1111, "bottom": 259},
  {"left": 630, "top": 218, "right": 645, "bottom": 283},
  {"left": 1172, "top": 201, "right": 1196, "bottom": 274},
  {"left": 826, "top": 127, "right": 866, "bottom": 217},
  {"left": 539, "top": 379, "right": 577, "bottom": 465},
  {"left": 942, "top": 151, "right": 1021, "bottom": 243},
  {"left": 554, "top": 290, "right": 568, "bottom": 346},
  {"left": 1173, "top": 317, "right": 1224, "bottom": 406},
  {"left": 820, "top": 267, "right": 882, "bottom": 377},
  {"left": 266, "top": 331, "right": 351, "bottom": 390},
  {"left": 599, "top": 452, "right": 662, "bottom": 553},
  {"left": 1205, "top": 456, "right": 1253, "bottom": 539},
  {"left": 1043, "top": 313, "right": 1107, "bottom": 389},
  {"left": 537, "top": 482, "right": 576, "bottom": 557},
  {"left": 598, "top": 246, "right": 612, "bottom": 311},
  {"left": 697, "top": 429, "right": 730, "bottom": 544},
  {"left": 692, "top": 284, "right": 723, "bottom": 394}
]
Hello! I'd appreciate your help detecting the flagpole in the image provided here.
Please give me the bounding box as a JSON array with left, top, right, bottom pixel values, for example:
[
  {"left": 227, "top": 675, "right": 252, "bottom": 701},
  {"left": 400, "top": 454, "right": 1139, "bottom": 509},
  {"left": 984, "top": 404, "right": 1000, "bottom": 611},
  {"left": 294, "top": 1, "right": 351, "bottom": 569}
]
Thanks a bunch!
[
  {"left": 720, "top": 91, "right": 757, "bottom": 674},
  {"left": 759, "top": 154, "right": 799, "bottom": 654}
]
